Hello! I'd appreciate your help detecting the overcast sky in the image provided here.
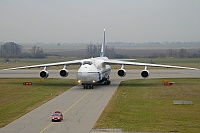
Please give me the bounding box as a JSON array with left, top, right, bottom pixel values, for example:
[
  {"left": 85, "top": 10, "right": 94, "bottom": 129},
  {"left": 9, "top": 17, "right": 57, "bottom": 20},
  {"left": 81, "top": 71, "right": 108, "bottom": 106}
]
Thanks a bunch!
[{"left": 0, "top": 0, "right": 200, "bottom": 43}]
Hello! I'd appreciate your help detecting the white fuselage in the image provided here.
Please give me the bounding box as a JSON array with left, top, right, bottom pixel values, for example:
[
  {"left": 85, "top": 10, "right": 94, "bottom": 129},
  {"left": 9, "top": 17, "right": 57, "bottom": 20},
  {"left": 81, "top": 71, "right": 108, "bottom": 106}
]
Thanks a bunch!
[{"left": 77, "top": 57, "right": 111, "bottom": 84}]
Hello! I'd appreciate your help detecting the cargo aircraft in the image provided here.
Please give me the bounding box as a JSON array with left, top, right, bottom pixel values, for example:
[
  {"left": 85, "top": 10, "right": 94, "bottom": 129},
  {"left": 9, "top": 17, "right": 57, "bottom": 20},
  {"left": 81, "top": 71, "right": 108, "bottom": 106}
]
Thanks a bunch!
[{"left": 3, "top": 29, "right": 199, "bottom": 89}]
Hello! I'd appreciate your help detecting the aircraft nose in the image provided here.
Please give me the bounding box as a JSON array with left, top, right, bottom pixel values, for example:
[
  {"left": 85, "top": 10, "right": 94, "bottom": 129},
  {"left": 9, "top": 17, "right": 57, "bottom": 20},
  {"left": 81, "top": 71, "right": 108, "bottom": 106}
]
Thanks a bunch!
[
  {"left": 78, "top": 72, "right": 89, "bottom": 82},
  {"left": 82, "top": 72, "right": 88, "bottom": 78}
]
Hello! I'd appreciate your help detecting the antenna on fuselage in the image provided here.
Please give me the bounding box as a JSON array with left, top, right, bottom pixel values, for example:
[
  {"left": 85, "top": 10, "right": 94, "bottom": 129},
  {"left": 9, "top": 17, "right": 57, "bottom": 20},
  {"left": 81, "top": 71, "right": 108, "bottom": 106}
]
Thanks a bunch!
[{"left": 100, "top": 29, "right": 106, "bottom": 57}]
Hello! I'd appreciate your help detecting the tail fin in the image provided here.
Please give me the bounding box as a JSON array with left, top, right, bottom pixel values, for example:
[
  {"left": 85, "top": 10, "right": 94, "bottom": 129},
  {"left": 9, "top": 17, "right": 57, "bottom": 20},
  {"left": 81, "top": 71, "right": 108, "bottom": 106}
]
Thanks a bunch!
[{"left": 100, "top": 29, "right": 106, "bottom": 57}]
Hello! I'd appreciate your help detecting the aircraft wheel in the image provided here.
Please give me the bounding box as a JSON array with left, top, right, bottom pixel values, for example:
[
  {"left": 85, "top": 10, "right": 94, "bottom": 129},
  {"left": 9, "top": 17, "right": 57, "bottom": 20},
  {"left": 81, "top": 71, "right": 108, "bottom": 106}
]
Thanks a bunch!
[
  {"left": 89, "top": 84, "right": 93, "bottom": 89},
  {"left": 104, "top": 80, "right": 108, "bottom": 85},
  {"left": 104, "top": 80, "right": 111, "bottom": 85}
]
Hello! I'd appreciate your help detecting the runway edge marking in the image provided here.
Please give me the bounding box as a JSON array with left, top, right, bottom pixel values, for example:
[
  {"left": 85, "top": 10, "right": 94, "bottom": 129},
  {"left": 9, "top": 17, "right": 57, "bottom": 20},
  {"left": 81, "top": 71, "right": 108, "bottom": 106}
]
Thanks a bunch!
[{"left": 40, "top": 90, "right": 91, "bottom": 133}]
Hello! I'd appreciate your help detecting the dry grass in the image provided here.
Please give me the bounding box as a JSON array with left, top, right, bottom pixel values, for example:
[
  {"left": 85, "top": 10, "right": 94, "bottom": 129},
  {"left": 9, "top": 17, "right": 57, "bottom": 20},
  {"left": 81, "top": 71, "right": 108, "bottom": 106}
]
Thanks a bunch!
[
  {"left": 0, "top": 78, "right": 76, "bottom": 128},
  {"left": 94, "top": 78, "right": 200, "bottom": 133}
]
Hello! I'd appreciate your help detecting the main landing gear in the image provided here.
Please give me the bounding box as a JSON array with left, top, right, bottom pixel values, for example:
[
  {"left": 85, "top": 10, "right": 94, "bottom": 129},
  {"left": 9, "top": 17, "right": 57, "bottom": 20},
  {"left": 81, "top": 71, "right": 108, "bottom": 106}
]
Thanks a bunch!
[
  {"left": 104, "top": 80, "right": 111, "bottom": 85},
  {"left": 83, "top": 84, "right": 94, "bottom": 89},
  {"left": 82, "top": 80, "right": 111, "bottom": 89}
]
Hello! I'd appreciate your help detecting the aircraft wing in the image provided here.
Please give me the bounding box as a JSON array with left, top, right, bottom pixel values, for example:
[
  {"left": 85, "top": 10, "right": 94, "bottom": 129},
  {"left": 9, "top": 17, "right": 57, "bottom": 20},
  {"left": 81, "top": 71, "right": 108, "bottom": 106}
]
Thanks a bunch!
[
  {"left": 104, "top": 59, "right": 199, "bottom": 70},
  {"left": 3, "top": 60, "right": 82, "bottom": 70}
]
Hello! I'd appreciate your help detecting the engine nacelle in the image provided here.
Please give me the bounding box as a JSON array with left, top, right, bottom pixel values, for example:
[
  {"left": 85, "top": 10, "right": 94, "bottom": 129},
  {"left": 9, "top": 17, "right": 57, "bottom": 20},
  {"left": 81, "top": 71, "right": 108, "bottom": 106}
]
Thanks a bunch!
[
  {"left": 40, "top": 70, "right": 49, "bottom": 79},
  {"left": 141, "top": 70, "right": 149, "bottom": 78},
  {"left": 60, "top": 69, "right": 69, "bottom": 77},
  {"left": 118, "top": 69, "right": 126, "bottom": 77}
]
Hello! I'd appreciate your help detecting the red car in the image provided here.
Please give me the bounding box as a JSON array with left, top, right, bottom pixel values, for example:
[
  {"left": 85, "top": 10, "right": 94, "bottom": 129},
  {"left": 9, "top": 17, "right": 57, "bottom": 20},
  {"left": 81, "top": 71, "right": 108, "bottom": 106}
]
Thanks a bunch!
[{"left": 51, "top": 111, "right": 63, "bottom": 122}]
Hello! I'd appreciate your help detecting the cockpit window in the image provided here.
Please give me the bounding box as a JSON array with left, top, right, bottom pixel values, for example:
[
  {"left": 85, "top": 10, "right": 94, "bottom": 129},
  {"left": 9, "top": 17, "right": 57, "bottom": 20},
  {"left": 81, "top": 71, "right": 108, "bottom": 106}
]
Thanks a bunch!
[{"left": 83, "top": 61, "right": 92, "bottom": 65}]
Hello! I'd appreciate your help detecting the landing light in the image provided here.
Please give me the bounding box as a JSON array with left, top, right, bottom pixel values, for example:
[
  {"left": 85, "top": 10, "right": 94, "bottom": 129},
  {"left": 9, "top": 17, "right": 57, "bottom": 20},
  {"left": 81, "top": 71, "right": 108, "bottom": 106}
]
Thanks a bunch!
[
  {"left": 77, "top": 80, "right": 81, "bottom": 83},
  {"left": 92, "top": 80, "right": 96, "bottom": 83}
]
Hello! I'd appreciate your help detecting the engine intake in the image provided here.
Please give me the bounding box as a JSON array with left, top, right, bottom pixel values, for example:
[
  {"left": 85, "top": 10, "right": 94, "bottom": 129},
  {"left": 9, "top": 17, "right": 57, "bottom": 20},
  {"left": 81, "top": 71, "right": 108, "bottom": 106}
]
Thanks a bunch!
[
  {"left": 118, "top": 69, "right": 126, "bottom": 77},
  {"left": 60, "top": 69, "right": 69, "bottom": 77},
  {"left": 141, "top": 70, "right": 149, "bottom": 78},
  {"left": 40, "top": 70, "right": 49, "bottom": 79}
]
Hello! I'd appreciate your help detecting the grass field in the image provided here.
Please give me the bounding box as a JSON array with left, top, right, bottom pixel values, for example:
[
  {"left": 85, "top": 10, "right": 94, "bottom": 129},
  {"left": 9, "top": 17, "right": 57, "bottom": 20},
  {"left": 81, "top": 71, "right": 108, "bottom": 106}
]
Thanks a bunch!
[
  {"left": 0, "top": 78, "right": 76, "bottom": 128},
  {"left": 94, "top": 78, "right": 200, "bottom": 133}
]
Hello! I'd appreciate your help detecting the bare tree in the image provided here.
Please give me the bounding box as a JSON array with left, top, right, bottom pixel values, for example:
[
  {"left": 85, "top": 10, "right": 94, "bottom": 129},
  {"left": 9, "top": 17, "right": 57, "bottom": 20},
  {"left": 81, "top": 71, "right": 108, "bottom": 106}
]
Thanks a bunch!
[
  {"left": 167, "top": 49, "right": 177, "bottom": 58},
  {"left": 30, "top": 45, "right": 46, "bottom": 58},
  {"left": 0, "top": 42, "right": 22, "bottom": 58},
  {"left": 178, "top": 49, "right": 188, "bottom": 58},
  {"left": 86, "top": 44, "right": 116, "bottom": 58}
]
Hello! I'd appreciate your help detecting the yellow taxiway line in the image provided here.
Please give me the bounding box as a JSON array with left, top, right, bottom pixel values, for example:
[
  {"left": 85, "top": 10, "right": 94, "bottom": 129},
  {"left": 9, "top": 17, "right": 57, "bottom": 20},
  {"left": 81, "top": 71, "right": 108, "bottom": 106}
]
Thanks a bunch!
[{"left": 40, "top": 90, "right": 91, "bottom": 133}]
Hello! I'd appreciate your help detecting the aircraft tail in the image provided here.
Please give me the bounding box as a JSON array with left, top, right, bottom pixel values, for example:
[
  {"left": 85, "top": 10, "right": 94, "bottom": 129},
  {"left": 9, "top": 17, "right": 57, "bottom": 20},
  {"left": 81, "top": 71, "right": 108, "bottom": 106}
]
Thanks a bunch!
[{"left": 100, "top": 29, "right": 106, "bottom": 57}]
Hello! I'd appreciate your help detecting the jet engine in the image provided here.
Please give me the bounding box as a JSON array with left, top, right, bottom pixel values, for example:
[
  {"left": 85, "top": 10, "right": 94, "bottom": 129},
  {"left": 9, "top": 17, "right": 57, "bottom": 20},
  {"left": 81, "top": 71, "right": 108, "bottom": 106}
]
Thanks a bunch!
[
  {"left": 40, "top": 70, "right": 49, "bottom": 79},
  {"left": 118, "top": 69, "right": 126, "bottom": 77},
  {"left": 141, "top": 70, "right": 149, "bottom": 78},
  {"left": 59, "top": 69, "right": 69, "bottom": 77}
]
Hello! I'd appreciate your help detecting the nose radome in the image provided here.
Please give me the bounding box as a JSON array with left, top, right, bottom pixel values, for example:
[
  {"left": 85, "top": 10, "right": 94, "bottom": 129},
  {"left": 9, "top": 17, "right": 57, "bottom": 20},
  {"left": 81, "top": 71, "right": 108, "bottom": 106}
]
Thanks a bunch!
[
  {"left": 80, "top": 72, "right": 89, "bottom": 82},
  {"left": 82, "top": 72, "right": 88, "bottom": 77}
]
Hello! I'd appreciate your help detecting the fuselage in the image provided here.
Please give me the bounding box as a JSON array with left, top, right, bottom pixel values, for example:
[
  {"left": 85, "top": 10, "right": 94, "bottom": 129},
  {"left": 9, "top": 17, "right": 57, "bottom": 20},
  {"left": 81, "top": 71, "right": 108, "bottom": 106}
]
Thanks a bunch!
[{"left": 77, "top": 57, "right": 111, "bottom": 84}]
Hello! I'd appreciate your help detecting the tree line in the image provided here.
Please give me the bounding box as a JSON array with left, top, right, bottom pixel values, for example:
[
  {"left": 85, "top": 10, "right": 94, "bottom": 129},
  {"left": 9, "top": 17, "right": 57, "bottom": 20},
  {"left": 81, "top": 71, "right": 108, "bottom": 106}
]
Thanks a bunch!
[
  {"left": 86, "top": 44, "right": 200, "bottom": 58},
  {"left": 0, "top": 42, "right": 46, "bottom": 58},
  {"left": 85, "top": 44, "right": 128, "bottom": 58},
  {"left": 1, "top": 42, "right": 199, "bottom": 59},
  {"left": 149, "top": 49, "right": 200, "bottom": 58}
]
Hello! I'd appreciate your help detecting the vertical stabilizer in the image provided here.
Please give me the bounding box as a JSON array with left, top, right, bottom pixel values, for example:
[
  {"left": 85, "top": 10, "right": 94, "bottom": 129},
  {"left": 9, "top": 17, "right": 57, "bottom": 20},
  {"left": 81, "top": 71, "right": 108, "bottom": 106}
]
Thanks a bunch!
[{"left": 100, "top": 29, "right": 106, "bottom": 57}]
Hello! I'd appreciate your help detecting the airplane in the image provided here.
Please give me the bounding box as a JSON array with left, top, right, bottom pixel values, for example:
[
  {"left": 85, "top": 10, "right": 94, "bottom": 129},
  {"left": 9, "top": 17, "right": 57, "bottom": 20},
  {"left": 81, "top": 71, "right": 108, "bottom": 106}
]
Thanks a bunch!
[{"left": 3, "top": 29, "right": 199, "bottom": 89}]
